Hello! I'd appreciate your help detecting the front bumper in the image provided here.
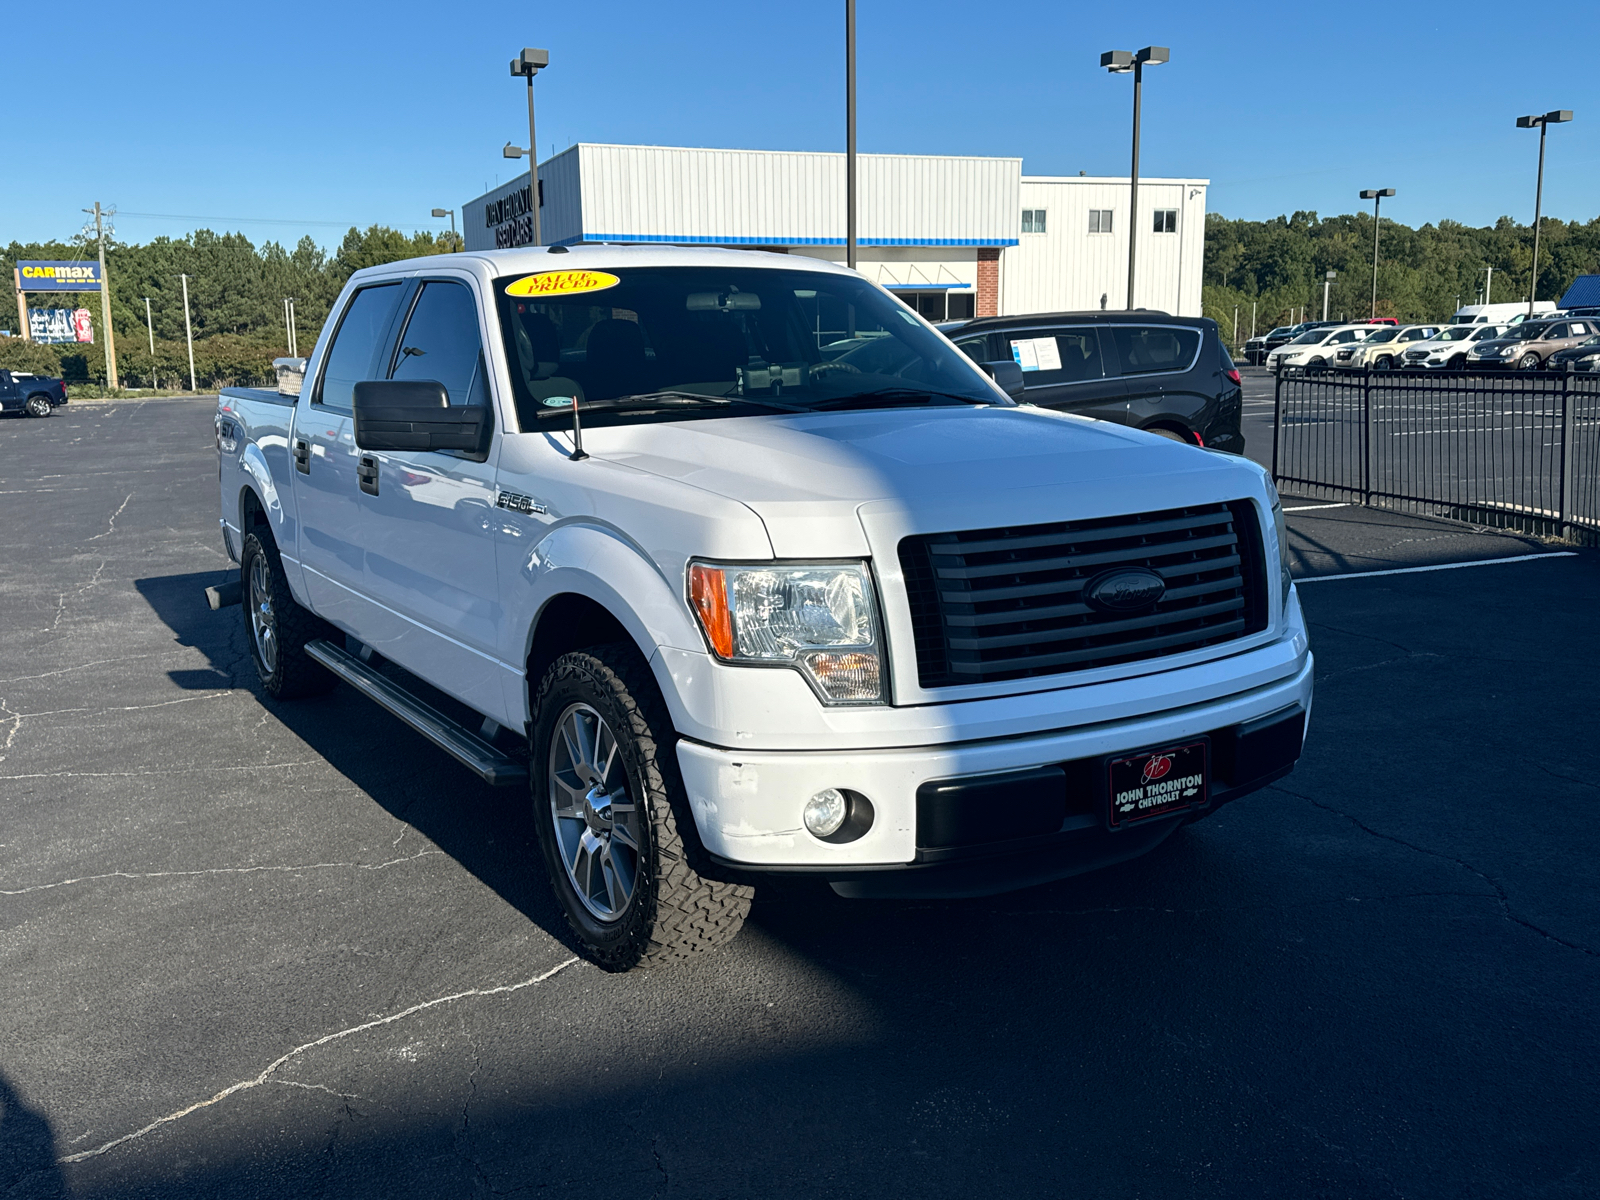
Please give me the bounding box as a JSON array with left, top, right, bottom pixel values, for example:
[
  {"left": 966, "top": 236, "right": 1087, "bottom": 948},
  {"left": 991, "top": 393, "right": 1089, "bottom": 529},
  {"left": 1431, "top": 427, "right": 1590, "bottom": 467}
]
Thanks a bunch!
[{"left": 677, "top": 640, "right": 1314, "bottom": 894}]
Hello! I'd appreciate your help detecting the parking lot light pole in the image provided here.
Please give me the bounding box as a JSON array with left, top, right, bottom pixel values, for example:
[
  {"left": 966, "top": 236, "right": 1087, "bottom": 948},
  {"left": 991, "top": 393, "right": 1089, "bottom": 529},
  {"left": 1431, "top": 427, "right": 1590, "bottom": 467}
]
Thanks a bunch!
[
  {"left": 431, "top": 207, "right": 458, "bottom": 252},
  {"left": 1359, "top": 188, "right": 1394, "bottom": 318},
  {"left": 846, "top": 0, "right": 857, "bottom": 271},
  {"left": 1516, "top": 110, "right": 1572, "bottom": 317},
  {"left": 506, "top": 48, "right": 550, "bottom": 246},
  {"left": 1102, "top": 46, "right": 1168, "bottom": 310},
  {"left": 176, "top": 274, "right": 196, "bottom": 392},
  {"left": 1322, "top": 269, "right": 1336, "bottom": 321}
]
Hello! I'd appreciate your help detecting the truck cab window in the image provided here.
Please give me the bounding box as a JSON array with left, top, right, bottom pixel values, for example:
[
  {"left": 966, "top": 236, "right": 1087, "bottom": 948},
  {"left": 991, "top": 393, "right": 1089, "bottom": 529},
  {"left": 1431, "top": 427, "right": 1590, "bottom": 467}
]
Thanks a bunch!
[
  {"left": 317, "top": 283, "right": 403, "bottom": 411},
  {"left": 390, "top": 280, "right": 490, "bottom": 408}
]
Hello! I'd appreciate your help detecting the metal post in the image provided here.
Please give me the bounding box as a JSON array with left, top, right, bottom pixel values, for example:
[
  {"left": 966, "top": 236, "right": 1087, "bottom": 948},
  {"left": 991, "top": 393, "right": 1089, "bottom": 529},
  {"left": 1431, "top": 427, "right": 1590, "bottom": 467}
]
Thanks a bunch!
[
  {"left": 1271, "top": 367, "right": 1282, "bottom": 482},
  {"left": 1528, "top": 120, "right": 1547, "bottom": 318},
  {"left": 1250, "top": 300, "right": 1257, "bottom": 339},
  {"left": 1126, "top": 60, "right": 1142, "bottom": 310},
  {"left": 1322, "top": 277, "right": 1331, "bottom": 321},
  {"left": 845, "top": 0, "right": 857, "bottom": 271},
  {"left": 1362, "top": 367, "right": 1373, "bottom": 505},
  {"left": 144, "top": 297, "right": 154, "bottom": 353},
  {"left": 92, "top": 202, "right": 119, "bottom": 389},
  {"left": 13, "top": 268, "right": 28, "bottom": 342},
  {"left": 178, "top": 274, "right": 196, "bottom": 392},
  {"left": 1233, "top": 305, "right": 1239, "bottom": 348},
  {"left": 289, "top": 299, "right": 297, "bottom": 357},
  {"left": 525, "top": 75, "right": 541, "bottom": 247},
  {"left": 1557, "top": 368, "right": 1574, "bottom": 539},
  {"left": 1485, "top": 265, "right": 1493, "bottom": 305},
  {"left": 1369, "top": 195, "right": 1382, "bottom": 318}
]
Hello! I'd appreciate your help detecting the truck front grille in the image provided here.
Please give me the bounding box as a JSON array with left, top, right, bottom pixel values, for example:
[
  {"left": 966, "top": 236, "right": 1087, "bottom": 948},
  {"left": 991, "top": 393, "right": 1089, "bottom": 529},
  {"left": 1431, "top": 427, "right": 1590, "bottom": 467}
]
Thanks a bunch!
[{"left": 898, "top": 502, "right": 1268, "bottom": 688}]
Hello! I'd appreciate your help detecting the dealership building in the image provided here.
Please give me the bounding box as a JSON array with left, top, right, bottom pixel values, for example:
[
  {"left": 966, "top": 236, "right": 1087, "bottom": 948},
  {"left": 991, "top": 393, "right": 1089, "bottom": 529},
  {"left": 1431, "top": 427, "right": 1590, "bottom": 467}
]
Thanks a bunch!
[{"left": 463, "top": 144, "right": 1207, "bottom": 320}]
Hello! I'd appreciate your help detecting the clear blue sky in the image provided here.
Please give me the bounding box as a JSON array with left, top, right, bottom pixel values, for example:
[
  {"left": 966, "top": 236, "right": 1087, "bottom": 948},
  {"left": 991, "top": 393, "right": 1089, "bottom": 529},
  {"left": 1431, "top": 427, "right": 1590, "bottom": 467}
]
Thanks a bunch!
[{"left": 7, "top": 0, "right": 1595, "bottom": 251}]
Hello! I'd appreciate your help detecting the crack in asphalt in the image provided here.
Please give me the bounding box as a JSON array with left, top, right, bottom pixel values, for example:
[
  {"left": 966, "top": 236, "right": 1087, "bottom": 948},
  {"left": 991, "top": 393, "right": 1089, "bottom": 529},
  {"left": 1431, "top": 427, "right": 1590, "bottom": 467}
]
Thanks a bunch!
[
  {"left": 1279, "top": 787, "right": 1599, "bottom": 958},
  {"left": 86, "top": 493, "right": 133, "bottom": 542},
  {"left": 1, "top": 847, "right": 446, "bottom": 897},
  {"left": 56, "top": 957, "right": 581, "bottom": 1166}
]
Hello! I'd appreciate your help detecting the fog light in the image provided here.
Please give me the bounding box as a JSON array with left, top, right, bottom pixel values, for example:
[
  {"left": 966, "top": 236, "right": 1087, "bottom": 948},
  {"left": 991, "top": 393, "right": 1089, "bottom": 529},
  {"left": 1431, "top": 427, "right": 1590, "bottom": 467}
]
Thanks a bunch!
[{"left": 803, "top": 789, "right": 849, "bottom": 837}]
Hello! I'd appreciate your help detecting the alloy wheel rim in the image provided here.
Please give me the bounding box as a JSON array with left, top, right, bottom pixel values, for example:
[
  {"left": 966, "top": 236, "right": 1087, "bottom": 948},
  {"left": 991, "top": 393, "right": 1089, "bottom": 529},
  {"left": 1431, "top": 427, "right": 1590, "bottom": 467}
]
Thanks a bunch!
[
  {"left": 548, "top": 702, "right": 642, "bottom": 923},
  {"left": 248, "top": 553, "right": 278, "bottom": 676}
]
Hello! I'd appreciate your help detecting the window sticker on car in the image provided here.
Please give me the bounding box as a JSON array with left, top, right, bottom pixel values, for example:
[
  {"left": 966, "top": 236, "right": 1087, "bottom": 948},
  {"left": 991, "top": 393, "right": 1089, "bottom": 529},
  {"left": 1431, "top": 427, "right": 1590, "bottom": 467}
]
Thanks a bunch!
[
  {"left": 505, "top": 270, "right": 621, "bottom": 298},
  {"left": 1010, "top": 337, "right": 1062, "bottom": 373}
]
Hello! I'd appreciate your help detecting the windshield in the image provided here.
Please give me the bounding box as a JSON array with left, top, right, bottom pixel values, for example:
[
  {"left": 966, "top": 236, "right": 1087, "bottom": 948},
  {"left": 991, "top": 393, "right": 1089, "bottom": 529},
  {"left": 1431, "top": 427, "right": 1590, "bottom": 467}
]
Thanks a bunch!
[
  {"left": 1432, "top": 326, "right": 1474, "bottom": 342},
  {"left": 1362, "top": 328, "right": 1401, "bottom": 344},
  {"left": 1505, "top": 323, "right": 1551, "bottom": 342},
  {"left": 493, "top": 265, "right": 1000, "bottom": 429},
  {"left": 1468, "top": 326, "right": 1502, "bottom": 341},
  {"left": 1267, "top": 327, "right": 1291, "bottom": 338},
  {"left": 1289, "top": 329, "right": 1329, "bottom": 345}
]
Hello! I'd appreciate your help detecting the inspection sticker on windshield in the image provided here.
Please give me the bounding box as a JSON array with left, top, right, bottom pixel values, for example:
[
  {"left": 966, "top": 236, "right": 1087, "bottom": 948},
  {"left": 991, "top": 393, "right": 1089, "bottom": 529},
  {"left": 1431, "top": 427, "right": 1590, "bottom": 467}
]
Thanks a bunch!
[{"left": 505, "top": 270, "right": 621, "bottom": 298}]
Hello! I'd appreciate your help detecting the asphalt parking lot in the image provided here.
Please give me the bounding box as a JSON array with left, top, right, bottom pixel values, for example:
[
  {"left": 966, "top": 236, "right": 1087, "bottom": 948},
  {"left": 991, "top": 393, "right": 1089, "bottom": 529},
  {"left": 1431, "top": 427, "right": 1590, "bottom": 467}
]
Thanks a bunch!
[{"left": 2, "top": 396, "right": 1597, "bottom": 1199}]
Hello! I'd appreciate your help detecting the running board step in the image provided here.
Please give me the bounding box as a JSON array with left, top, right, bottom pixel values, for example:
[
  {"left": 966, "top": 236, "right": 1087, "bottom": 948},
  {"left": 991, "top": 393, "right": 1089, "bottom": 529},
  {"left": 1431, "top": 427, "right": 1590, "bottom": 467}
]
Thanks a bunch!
[{"left": 304, "top": 639, "right": 528, "bottom": 787}]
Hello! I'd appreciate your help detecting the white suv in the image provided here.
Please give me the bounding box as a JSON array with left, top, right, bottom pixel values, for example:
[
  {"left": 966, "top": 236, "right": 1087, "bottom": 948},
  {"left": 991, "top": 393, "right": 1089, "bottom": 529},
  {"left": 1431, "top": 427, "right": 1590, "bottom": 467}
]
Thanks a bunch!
[
  {"left": 1266, "top": 324, "right": 1377, "bottom": 373},
  {"left": 1335, "top": 324, "right": 1442, "bottom": 370},
  {"left": 1401, "top": 324, "right": 1510, "bottom": 370}
]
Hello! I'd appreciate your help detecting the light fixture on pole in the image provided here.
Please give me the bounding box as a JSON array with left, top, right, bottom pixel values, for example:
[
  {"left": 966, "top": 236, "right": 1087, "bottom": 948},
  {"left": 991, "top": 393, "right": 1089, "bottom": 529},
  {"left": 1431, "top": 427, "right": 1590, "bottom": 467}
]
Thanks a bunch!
[
  {"left": 505, "top": 48, "right": 550, "bottom": 247},
  {"left": 1359, "top": 188, "right": 1395, "bottom": 318},
  {"left": 845, "top": 0, "right": 857, "bottom": 271},
  {"left": 1322, "top": 269, "right": 1337, "bottom": 322},
  {"left": 1515, "top": 109, "right": 1572, "bottom": 317},
  {"left": 1101, "top": 45, "right": 1169, "bottom": 310},
  {"left": 431, "top": 207, "right": 459, "bottom": 252},
  {"left": 175, "top": 274, "right": 196, "bottom": 392}
]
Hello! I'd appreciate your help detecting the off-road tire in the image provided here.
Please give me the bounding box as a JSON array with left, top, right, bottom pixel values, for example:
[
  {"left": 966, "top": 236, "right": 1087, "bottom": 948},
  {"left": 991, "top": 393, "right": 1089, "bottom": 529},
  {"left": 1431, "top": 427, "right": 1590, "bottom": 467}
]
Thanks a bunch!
[
  {"left": 240, "top": 531, "right": 338, "bottom": 700},
  {"left": 531, "top": 643, "right": 753, "bottom": 971},
  {"left": 25, "top": 394, "right": 52, "bottom": 418}
]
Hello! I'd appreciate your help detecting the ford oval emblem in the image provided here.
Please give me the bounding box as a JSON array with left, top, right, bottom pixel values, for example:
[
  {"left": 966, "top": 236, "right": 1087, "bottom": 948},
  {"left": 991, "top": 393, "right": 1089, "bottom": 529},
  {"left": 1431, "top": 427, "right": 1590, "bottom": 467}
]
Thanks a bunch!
[{"left": 1083, "top": 567, "right": 1167, "bottom": 613}]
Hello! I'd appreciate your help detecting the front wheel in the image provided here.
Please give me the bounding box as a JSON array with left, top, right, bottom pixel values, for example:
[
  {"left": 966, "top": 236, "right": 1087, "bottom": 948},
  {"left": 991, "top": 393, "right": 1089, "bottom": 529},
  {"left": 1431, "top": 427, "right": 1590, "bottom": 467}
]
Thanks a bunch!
[
  {"left": 532, "top": 644, "right": 752, "bottom": 971},
  {"left": 1449, "top": 356, "right": 1466, "bottom": 371},
  {"left": 1517, "top": 353, "right": 1541, "bottom": 371},
  {"left": 1307, "top": 357, "right": 1327, "bottom": 373},
  {"left": 25, "top": 394, "right": 52, "bottom": 418},
  {"left": 240, "top": 532, "right": 338, "bottom": 699},
  {"left": 1374, "top": 356, "right": 1393, "bottom": 371}
]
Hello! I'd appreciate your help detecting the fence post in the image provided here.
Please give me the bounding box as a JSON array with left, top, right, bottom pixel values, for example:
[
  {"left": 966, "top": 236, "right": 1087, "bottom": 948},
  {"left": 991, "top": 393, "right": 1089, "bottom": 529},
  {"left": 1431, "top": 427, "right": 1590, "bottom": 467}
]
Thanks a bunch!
[
  {"left": 1271, "top": 366, "right": 1282, "bottom": 482},
  {"left": 1558, "top": 366, "right": 1574, "bottom": 540},
  {"left": 1361, "top": 367, "right": 1372, "bottom": 505}
]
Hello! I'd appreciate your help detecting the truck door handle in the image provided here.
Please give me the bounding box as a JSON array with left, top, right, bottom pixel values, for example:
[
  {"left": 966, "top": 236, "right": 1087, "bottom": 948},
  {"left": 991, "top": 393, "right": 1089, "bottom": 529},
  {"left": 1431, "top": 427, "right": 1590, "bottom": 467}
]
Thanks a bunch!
[
  {"left": 294, "top": 439, "right": 311, "bottom": 474},
  {"left": 357, "top": 455, "right": 379, "bottom": 496}
]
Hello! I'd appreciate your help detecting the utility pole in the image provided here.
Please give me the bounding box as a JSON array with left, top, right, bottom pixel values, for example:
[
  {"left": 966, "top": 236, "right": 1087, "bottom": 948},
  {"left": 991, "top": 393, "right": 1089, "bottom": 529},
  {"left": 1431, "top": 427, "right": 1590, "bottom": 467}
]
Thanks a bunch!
[
  {"left": 845, "top": 0, "right": 857, "bottom": 271},
  {"left": 1484, "top": 265, "right": 1493, "bottom": 305},
  {"left": 1322, "top": 269, "right": 1337, "bottom": 321},
  {"left": 1516, "top": 110, "right": 1572, "bottom": 317},
  {"left": 1250, "top": 300, "right": 1257, "bottom": 339},
  {"left": 143, "top": 297, "right": 155, "bottom": 353},
  {"left": 1233, "top": 305, "right": 1239, "bottom": 348},
  {"left": 507, "top": 50, "right": 549, "bottom": 247},
  {"left": 177, "top": 274, "right": 196, "bottom": 391},
  {"left": 85, "top": 202, "right": 119, "bottom": 389},
  {"left": 1359, "top": 188, "right": 1395, "bottom": 317}
]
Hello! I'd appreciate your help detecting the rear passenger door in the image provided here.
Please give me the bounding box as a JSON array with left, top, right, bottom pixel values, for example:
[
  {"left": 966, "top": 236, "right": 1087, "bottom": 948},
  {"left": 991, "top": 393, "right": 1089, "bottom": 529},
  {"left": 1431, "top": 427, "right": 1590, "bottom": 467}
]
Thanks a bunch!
[
  {"left": 996, "top": 326, "right": 1127, "bottom": 424},
  {"left": 1110, "top": 323, "right": 1209, "bottom": 438}
]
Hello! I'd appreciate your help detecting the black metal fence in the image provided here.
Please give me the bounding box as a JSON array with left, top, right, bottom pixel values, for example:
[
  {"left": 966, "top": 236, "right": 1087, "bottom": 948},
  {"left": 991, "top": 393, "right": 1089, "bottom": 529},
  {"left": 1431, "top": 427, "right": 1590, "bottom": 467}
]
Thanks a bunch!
[{"left": 1271, "top": 367, "right": 1600, "bottom": 543}]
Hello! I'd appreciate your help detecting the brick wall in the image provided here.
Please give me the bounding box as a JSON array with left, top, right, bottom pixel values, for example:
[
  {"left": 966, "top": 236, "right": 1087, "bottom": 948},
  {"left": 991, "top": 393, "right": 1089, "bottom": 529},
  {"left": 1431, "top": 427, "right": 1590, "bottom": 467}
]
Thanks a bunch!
[{"left": 976, "top": 248, "right": 1000, "bottom": 317}]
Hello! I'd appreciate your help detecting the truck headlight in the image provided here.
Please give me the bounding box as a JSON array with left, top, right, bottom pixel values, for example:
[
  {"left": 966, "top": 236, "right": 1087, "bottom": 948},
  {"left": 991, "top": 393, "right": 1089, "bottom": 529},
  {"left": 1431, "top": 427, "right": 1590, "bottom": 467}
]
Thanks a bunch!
[
  {"left": 688, "top": 562, "right": 883, "bottom": 703},
  {"left": 1264, "top": 478, "right": 1292, "bottom": 607}
]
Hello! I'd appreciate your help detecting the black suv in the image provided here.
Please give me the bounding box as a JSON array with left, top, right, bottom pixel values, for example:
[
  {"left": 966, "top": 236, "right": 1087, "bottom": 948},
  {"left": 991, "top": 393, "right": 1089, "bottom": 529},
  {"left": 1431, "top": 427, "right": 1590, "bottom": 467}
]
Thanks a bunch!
[{"left": 944, "top": 311, "right": 1244, "bottom": 452}]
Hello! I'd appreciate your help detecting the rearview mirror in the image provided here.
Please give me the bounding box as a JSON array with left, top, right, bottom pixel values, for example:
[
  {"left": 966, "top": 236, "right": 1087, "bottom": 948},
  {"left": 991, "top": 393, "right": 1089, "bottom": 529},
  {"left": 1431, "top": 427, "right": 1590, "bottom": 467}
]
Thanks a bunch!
[
  {"left": 980, "top": 360, "right": 1025, "bottom": 398},
  {"left": 352, "top": 379, "right": 491, "bottom": 457}
]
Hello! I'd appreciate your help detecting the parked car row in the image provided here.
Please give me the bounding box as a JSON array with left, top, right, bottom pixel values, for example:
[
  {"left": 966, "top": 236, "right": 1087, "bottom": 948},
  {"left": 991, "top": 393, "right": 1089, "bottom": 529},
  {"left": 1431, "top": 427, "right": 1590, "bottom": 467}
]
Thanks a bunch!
[
  {"left": 1240, "top": 302, "right": 1566, "bottom": 366},
  {"left": 1256, "top": 314, "right": 1600, "bottom": 374}
]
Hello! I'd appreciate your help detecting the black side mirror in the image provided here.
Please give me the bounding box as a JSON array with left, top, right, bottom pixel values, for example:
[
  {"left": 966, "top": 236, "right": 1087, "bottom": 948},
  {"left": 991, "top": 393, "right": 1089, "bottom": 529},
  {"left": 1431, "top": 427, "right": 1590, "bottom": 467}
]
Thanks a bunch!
[
  {"left": 980, "top": 360, "right": 1025, "bottom": 399},
  {"left": 352, "top": 379, "right": 491, "bottom": 457}
]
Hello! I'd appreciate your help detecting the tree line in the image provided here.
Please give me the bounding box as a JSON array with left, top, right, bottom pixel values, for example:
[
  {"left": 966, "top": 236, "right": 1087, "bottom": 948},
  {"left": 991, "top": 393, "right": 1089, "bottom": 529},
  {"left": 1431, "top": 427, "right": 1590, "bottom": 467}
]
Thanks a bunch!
[
  {"left": 0, "top": 226, "right": 459, "bottom": 388},
  {"left": 1201, "top": 210, "right": 1600, "bottom": 342}
]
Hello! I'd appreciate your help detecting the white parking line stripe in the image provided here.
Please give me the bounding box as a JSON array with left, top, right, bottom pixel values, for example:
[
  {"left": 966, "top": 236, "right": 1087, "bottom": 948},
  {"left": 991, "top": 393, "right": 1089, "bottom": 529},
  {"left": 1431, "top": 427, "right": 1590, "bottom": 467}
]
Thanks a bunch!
[
  {"left": 1294, "top": 552, "right": 1578, "bottom": 584},
  {"left": 1283, "top": 503, "right": 1350, "bottom": 512}
]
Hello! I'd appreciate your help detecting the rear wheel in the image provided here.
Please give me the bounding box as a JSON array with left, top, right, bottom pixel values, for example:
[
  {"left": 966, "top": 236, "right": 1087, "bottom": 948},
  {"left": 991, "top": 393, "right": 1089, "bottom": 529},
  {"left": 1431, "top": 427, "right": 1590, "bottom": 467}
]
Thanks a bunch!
[
  {"left": 25, "top": 394, "right": 52, "bottom": 418},
  {"left": 240, "top": 532, "right": 338, "bottom": 699},
  {"left": 1143, "top": 426, "right": 1190, "bottom": 444},
  {"left": 532, "top": 643, "right": 753, "bottom": 971}
]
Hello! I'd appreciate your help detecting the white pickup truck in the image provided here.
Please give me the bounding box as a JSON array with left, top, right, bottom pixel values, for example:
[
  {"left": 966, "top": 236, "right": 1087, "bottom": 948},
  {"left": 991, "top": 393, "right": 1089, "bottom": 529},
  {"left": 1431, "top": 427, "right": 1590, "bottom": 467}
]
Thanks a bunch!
[{"left": 214, "top": 246, "right": 1312, "bottom": 971}]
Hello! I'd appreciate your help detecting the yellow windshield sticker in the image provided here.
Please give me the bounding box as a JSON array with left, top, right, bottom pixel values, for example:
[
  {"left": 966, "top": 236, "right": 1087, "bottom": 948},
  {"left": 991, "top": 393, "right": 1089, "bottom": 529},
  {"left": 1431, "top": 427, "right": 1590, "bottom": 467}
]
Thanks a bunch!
[{"left": 505, "top": 270, "right": 620, "bottom": 298}]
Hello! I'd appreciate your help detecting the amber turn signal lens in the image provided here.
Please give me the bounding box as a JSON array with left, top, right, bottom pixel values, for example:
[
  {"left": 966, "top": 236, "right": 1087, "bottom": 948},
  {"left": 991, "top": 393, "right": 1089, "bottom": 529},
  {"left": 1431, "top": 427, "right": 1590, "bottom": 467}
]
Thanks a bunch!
[{"left": 688, "top": 563, "right": 734, "bottom": 658}]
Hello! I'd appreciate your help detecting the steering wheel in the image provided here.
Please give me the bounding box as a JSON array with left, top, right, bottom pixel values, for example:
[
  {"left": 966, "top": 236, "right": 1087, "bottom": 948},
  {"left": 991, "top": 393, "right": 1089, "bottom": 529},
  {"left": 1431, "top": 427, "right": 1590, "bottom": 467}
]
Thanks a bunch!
[{"left": 809, "top": 360, "right": 861, "bottom": 378}]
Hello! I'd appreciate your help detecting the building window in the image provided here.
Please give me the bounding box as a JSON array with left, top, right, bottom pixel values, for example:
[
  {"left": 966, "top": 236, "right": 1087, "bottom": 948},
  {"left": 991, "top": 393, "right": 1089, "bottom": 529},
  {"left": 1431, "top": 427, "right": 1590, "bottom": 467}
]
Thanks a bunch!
[
  {"left": 1088, "top": 209, "right": 1113, "bottom": 234},
  {"left": 1021, "top": 209, "right": 1047, "bottom": 234},
  {"left": 1152, "top": 209, "right": 1177, "bottom": 233},
  {"left": 947, "top": 292, "right": 975, "bottom": 320}
]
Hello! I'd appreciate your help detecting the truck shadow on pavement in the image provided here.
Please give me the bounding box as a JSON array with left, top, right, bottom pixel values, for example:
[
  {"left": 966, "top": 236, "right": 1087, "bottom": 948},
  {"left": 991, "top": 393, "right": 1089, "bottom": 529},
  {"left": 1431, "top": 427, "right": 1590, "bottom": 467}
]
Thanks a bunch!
[
  {"left": 133, "top": 569, "right": 249, "bottom": 691},
  {"left": 0, "top": 1070, "right": 68, "bottom": 1200}
]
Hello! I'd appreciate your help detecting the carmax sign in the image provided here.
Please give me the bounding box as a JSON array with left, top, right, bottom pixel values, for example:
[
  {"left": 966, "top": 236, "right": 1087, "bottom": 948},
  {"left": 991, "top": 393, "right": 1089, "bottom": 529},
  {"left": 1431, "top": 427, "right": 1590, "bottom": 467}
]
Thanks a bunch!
[{"left": 18, "top": 261, "right": 102, "bottom": 292}]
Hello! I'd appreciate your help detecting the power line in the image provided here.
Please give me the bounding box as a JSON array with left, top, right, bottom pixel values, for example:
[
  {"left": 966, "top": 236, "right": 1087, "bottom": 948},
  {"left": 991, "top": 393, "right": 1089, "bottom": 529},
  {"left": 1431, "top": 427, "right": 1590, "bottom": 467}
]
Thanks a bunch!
[{"left": 115, "top": 210, "right": 437, "bottom": 231}]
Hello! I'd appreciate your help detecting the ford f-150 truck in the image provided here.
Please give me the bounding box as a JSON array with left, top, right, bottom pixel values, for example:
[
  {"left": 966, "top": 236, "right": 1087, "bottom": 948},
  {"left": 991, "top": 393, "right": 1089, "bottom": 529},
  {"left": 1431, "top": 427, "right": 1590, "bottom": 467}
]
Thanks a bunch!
[{"left": 214, "top": 246, "right": 1312, "bottom": 971}]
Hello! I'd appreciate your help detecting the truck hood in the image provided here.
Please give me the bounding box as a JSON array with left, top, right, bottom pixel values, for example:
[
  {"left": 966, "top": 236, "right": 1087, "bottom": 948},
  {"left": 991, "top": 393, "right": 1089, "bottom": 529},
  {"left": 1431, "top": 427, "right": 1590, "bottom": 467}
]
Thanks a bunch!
[{"left": 586, "top": 405, "right": 1263, "bottom": 557}]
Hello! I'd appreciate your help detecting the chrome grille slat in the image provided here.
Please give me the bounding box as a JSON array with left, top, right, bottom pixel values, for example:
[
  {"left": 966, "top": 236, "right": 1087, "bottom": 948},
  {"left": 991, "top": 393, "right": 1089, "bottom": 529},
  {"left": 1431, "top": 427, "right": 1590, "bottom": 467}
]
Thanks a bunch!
[{"left": 898, "top": 502, "right": 1269, "bottom": 687}]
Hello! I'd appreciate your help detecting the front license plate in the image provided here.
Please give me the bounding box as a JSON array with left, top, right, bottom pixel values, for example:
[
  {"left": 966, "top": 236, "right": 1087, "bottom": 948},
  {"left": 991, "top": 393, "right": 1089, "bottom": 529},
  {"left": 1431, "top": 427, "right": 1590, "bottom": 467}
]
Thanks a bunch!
[{"left": 1107, "top": 740, "right": 1208, "bottom": 828}]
